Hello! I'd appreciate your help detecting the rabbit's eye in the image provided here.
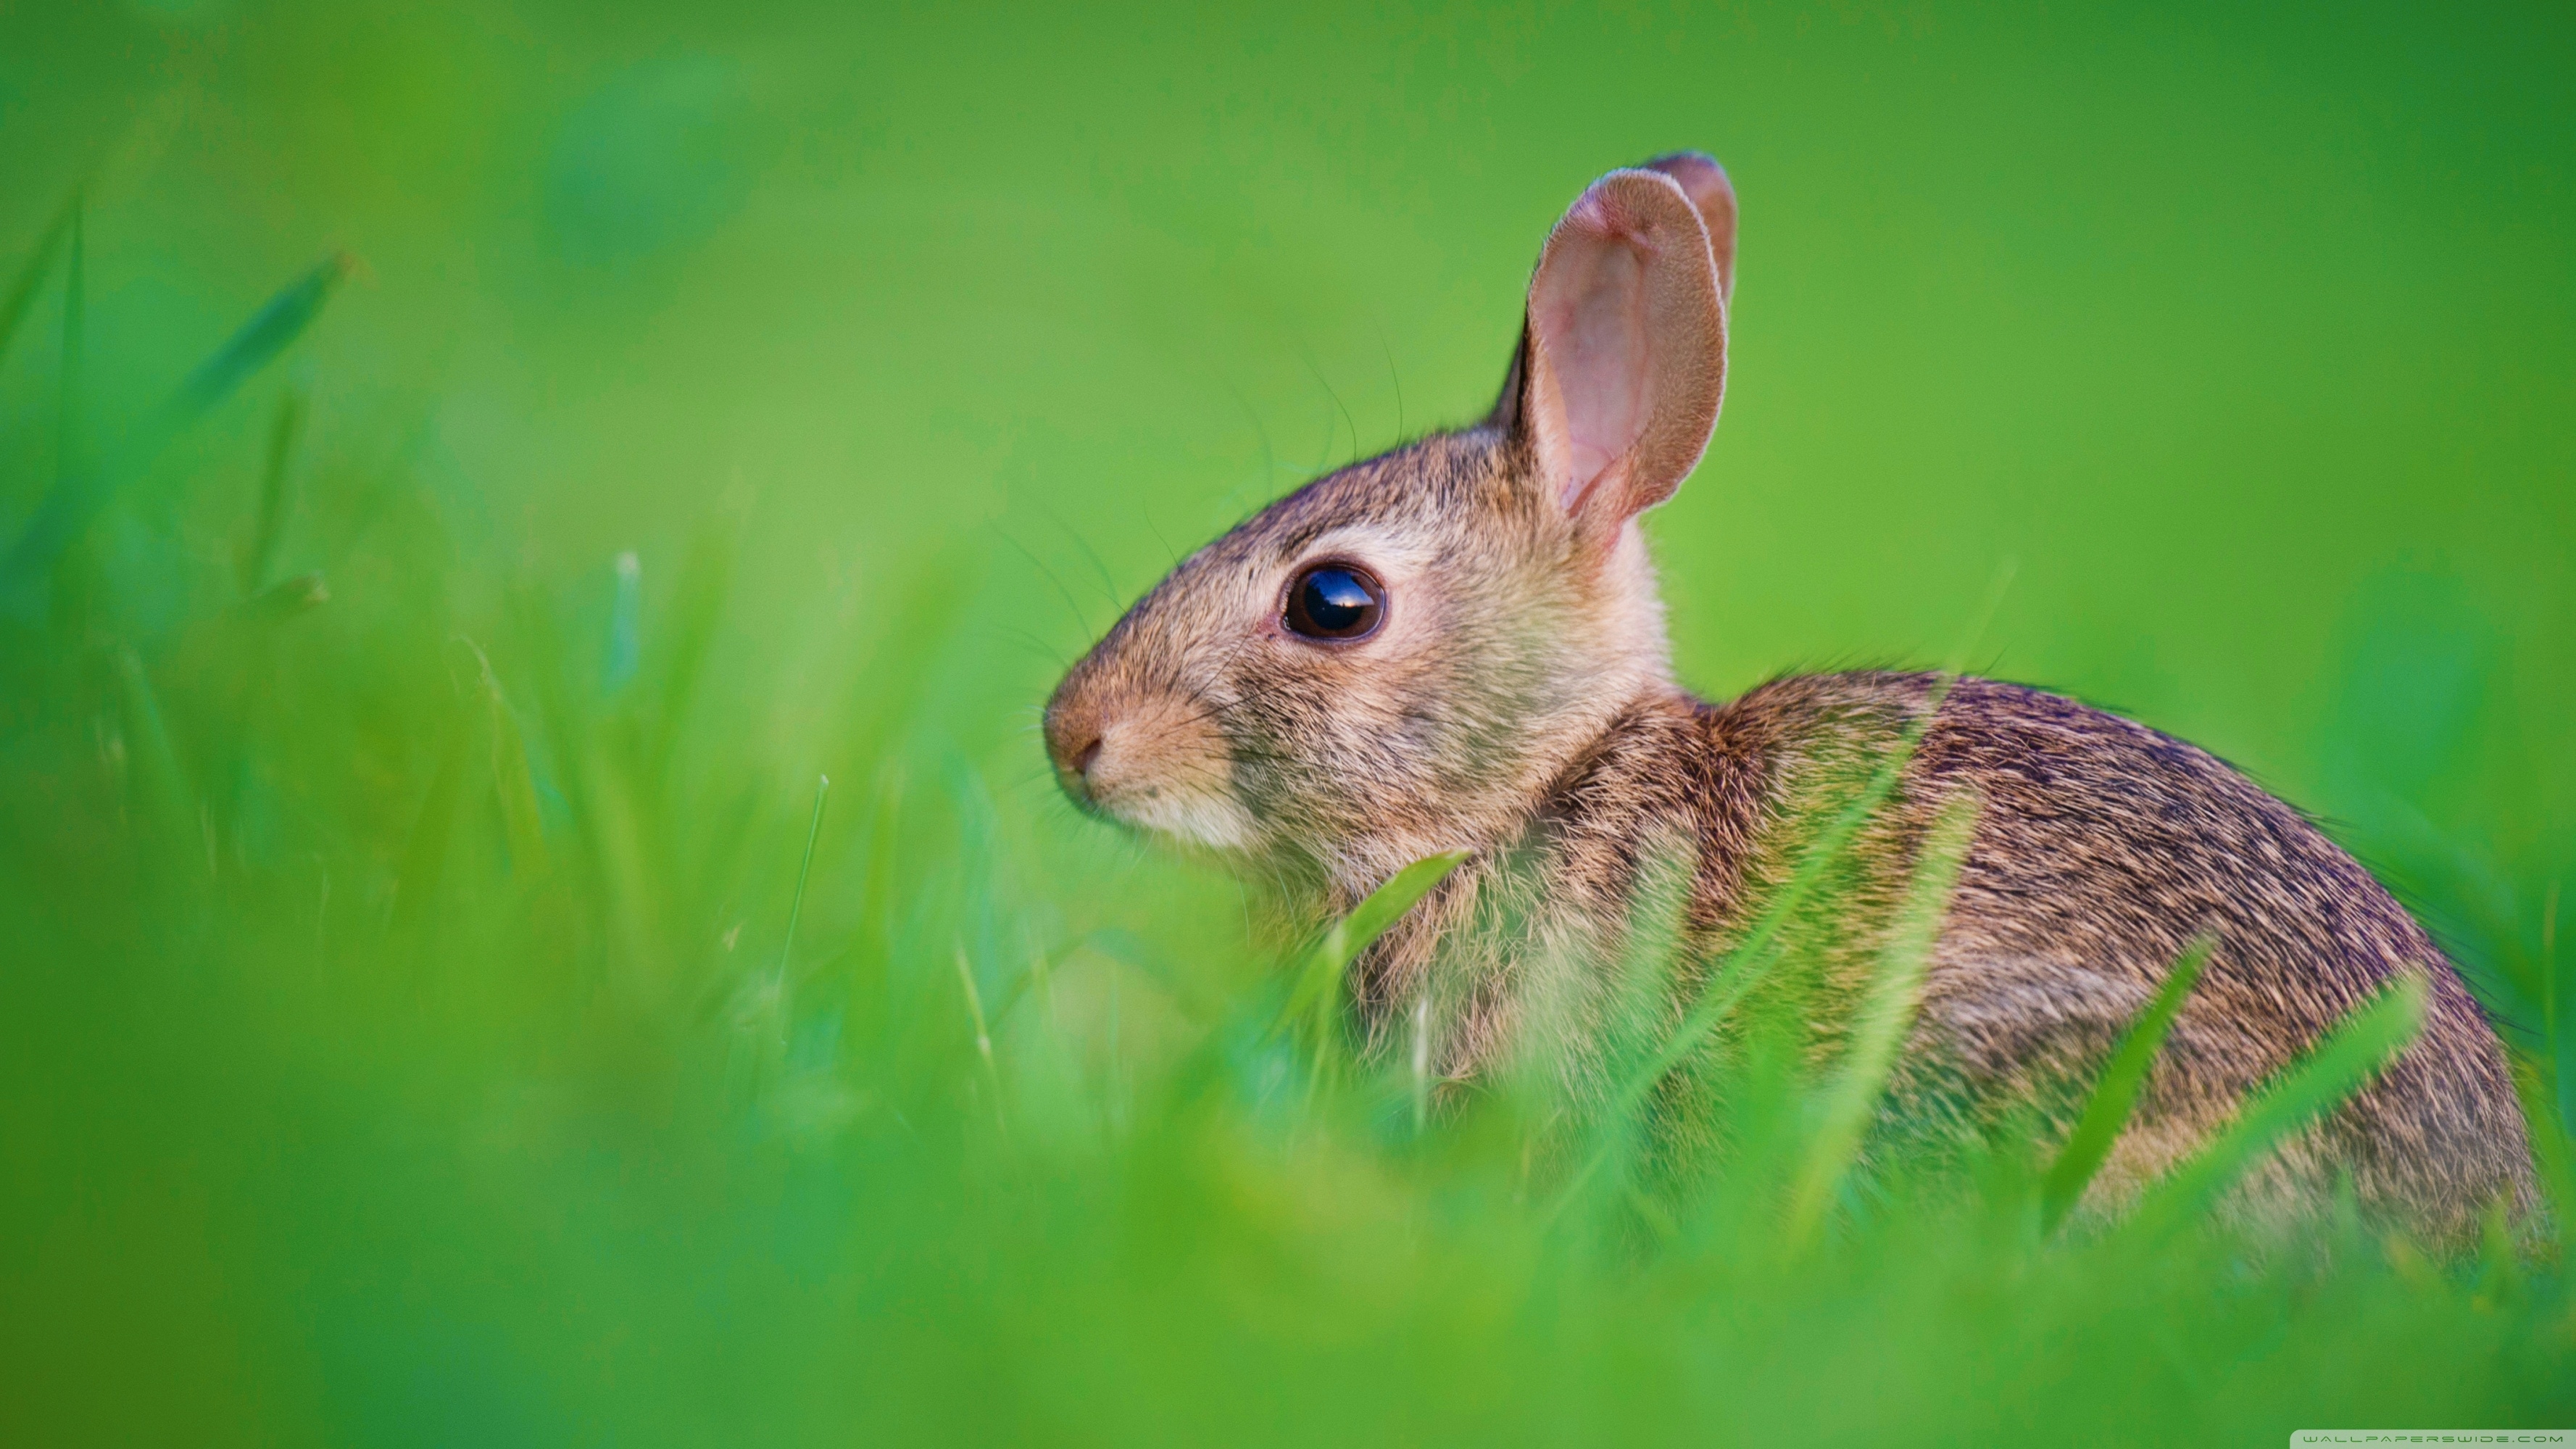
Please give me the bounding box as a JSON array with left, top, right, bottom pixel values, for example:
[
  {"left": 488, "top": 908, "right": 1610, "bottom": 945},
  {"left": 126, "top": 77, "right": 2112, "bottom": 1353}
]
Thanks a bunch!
[{"left": 1284, "top": 563, "right": 1385, "bottom": 642}]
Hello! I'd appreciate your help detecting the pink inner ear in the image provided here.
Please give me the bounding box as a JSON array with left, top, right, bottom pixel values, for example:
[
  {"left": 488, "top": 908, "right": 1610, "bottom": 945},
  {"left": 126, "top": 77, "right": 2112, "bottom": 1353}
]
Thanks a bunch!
[
  {"left": 1532, "top": 211, "right": 1653, "bottom": 510},
  {"left": 1518, "top": 167, "right": 1725, "bottom": 527}
]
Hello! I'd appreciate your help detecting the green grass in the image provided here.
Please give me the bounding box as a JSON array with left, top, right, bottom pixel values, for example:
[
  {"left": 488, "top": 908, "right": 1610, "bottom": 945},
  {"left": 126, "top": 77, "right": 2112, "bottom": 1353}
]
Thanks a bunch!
[{"left": 3, "top": 1, "right": 2575, "bottom": 1442}]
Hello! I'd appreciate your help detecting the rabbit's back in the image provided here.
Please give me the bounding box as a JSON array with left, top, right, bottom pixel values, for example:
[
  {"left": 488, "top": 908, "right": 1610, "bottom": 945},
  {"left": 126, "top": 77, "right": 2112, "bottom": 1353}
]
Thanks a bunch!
[{"left": 1681, "top": 671, "right": 2534, "bottom": 1235}]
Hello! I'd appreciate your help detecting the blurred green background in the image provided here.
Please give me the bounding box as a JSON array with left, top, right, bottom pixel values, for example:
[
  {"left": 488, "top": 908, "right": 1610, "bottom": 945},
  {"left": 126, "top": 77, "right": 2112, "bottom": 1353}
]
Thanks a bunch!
[{"left": 1, "top": 1, "right": 2571, "bottom": 1443}]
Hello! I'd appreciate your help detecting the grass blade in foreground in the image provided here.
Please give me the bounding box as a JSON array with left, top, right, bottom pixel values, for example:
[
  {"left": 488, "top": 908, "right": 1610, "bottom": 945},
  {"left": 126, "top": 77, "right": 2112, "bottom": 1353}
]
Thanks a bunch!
[
  {"left": 1605, "top": 565, "right": 2011, "bottom": 1116},
  {"left": 2507, "top": 1057, "right": 2576, "bottom": 1262},
  {"left": 1278, "top": 850, "right": 1472, "bottom": 1053},
  {"left": 0, "top": 190, "right": 78, "bottom": 372},
  {"left": 112, "top": 645, "right": 195, "bottom": 865},
  {"left": 464, "top": 640, "right": 550, "bottom": 878},
  {"left": 1609, "top": 676, "right": 1956, "bottom": 1116},
  {"left": 237, "top": 385, "right": 306, "bottom": 597},
  {"left": 776, "top": 775, "right": 831, "bottom": 1032},
  {"left": 2129, "top": 970, "right": 2428, "bottom": 1234},
  {"left": 1553, "top": 575, "right": 2016, "bottom": 1220},
  {"left": 2039, "top": 934, "right": 2216, "bottom": 1234},
  {"left": 1782, "top": 793, "right": 1979, "bottom": 1247},
  {"left": 159, "top": 255, "right": 349, "bottom": 430},
  {"left": 1, "top": 254, "right": 346, "bottom": 618}
]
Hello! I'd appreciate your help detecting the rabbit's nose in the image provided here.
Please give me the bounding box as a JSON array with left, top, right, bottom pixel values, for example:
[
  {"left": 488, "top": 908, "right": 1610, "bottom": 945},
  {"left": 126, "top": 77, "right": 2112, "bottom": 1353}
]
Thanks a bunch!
[
  {"left": 1043, "top": 697, "right": 1106, "bottom": 800},
  {"left": 1055, "top": 731, "right": 1104, "bottom": 794}
]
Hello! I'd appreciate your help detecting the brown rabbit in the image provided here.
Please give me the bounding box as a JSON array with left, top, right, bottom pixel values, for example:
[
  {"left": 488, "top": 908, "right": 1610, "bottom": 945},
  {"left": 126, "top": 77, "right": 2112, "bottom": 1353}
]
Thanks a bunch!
[{"left": 1042, "top": 152, "right": 2535, "bottom": 1240}]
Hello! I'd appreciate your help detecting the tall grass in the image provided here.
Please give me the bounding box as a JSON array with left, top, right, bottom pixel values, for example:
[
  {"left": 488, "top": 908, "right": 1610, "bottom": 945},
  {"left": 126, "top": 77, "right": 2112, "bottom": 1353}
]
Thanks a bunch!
[{"left": 0, "top": 204, "right": 2571, "bottom": 1446}]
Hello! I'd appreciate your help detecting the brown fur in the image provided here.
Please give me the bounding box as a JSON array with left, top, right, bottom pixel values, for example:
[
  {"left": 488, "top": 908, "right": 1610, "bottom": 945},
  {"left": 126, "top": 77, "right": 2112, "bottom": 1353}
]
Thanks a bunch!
[{"left": 1042, "top": 157, "right": 2536, "bottom": 1243}]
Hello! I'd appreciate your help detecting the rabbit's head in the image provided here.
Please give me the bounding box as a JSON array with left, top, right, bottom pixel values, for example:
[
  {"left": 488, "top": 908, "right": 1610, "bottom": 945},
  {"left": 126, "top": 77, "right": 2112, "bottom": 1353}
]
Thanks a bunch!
[{"left": 1044, "top": 154, "right": 1737, "bottom": 898}]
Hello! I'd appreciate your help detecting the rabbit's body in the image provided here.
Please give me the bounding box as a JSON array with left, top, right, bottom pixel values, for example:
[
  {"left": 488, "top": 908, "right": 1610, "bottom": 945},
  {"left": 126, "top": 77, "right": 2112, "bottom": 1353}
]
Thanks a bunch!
[
  {"left": 1044, "top": 154, "right": 2535, "bottom": 1240},
  {"left": 1353, "top": 667, "right": 2532, "bottom": 1235}
]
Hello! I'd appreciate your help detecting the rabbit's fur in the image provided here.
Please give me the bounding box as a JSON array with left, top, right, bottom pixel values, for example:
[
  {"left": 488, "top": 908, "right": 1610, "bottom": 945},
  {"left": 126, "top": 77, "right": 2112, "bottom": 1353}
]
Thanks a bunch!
[{"left": 1044, "top": 154, "right": 2535, "bottom": 1240}]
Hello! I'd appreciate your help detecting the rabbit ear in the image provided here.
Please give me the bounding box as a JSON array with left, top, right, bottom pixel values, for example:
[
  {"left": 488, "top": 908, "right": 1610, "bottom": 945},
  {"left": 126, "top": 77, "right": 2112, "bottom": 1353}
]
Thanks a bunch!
[
  {"left": 1638, "top": 151, "right": 1737, "bottom": 304},
  {"left": 1495, "top": 161, "right": 1729, "bottom": 528}
]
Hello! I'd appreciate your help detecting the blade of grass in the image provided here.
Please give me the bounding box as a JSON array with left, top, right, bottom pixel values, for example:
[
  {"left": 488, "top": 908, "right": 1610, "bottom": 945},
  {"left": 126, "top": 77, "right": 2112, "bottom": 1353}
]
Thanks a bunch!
[
  {"left": 2038, "top": 934, "right": 2216, "bottom": 1234},
  {"left": 1782, "top": 792, "right": 1979, "bottom": 1247},
  {"left": 159, "top": 255, "right": 349, "bottom": 431},
  {"left": 2507, "top": 1055, "right": 2576, "bottom": 1263},
  {"left": 734, "top": 773, "right": 834, "bottom": 1103},
  {"left": 984, "top": 923, "right": 1192, "bottom": 1034},
  {"left": 0, "top": 189, "right": 78, "bottom": 372},
  {"left": 456, "top": 637, "right": 549, "bottom": 879},
  {"left": 835, "top": 542, "right": 981, "bottom": 779},
  {"left": 2128, "top": 971, "right": 2428, "bottom": 1234},
  {"left": 508, "top": 578, "right": 665, "bottom": 999},
  {"left": 1410, "top": 995, "right": 1432, "bottom": 1136},
  {"left": 2473, "top": 1199, "right": 2523, "bottom": 1308},
  {"left": 1545, "top": 839, "right": 1701, "bottom": 1224},
  {"left": 389, "top": 699, "right": 473, "bottom": 938},
  {"left": 773, "top": 774, "right": 830, "bottom": 1041},
  {"left": 1553, "top": 566, "right": 2018, "bottom": 1221},
  {"left": 1608, "top": 689, "right": 1947, "bottom": 1115},
  {"left": 580, "top": 738, "right": 665, "bottom": 1001},
  {"left": 1276, "top": 849, "right": 1472, "bottom": 1052},
  {"left": 1608, "top": 558, "right": 2013, "bottom": 1118},
  {"left": 236, "top": 570, "right": 330, "bottom": 625},
  {"left": 1070, "top": 926, "right": 1218, "bottom": 1026},
  {"left": 237, "top": 385, "right": 306, "bottom": 597},
  {"left": 955, "top": 942, "right": 1005, "bottom": 1134},
  {"left": 1, "top": 254, "right": 348, "bottom": 618},
  {"left": 644, "top": 512, "right": 738, "bottom": 784},
  {"left": 604, "top": 550, "right": 642, "bottom": 694},
  {"left": 41, "top": 199, "right": 91, "bottom": 632},
  {"left": 112, "top": 644, "right": 194, "bottom": 867},
  {"left": 57, "top": 201, "right": 84, "bottom": 476},
  {"left": 2545, "top": 880, "right": 2569, "bottom": 1139}
]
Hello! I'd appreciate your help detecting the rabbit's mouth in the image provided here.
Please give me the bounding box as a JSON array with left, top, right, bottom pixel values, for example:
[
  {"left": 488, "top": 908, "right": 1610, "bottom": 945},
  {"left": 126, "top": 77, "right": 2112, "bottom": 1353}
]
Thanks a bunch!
[
  {"left": 1047, "top": 692, "right": 1260, "bottom": 853},
  {"left": 1097, "top": 780, "right": 1260, "bottom": 854},
  {"left": 1075, "top": 765, "right": 1258, "bottom": 854}
]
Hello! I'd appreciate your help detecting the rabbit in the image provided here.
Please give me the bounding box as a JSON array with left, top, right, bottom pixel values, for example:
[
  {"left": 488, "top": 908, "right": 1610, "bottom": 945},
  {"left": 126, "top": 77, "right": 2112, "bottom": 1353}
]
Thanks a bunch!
[{"left": 1042, "top": 151, "right": 2536, "bottom": 1242}]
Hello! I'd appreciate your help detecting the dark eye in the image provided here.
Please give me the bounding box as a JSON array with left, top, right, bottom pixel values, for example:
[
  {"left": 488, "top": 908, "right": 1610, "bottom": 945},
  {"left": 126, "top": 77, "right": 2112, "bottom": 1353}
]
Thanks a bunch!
[{"left": 1283, "top": 562, "right": 1386, "bottom": 642}]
